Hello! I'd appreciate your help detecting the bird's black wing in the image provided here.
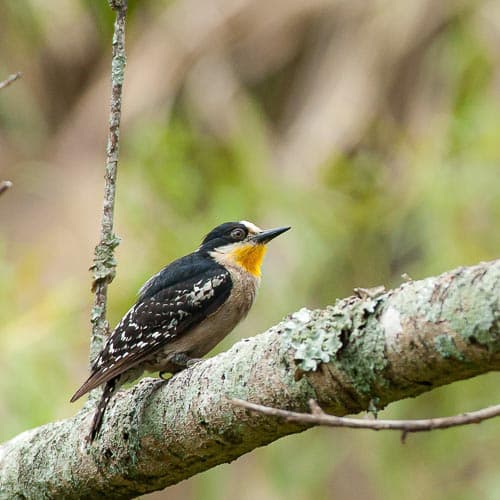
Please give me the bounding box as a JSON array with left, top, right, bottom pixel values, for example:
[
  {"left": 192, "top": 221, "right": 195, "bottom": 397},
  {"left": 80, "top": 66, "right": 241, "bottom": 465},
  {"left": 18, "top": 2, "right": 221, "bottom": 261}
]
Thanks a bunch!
[
  {"left": 71, "top": 256, "right": 231, "bottom": 401},
  {"left": 137, "top": 252, "right": 208, "bottom": 301}
]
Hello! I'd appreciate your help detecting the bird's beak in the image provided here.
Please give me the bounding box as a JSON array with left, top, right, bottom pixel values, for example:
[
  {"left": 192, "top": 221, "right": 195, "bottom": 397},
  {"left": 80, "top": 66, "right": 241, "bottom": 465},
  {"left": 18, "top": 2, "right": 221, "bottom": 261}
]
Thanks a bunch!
[{"left": 252, "top": 226, "right": 291, "bottom": 244}]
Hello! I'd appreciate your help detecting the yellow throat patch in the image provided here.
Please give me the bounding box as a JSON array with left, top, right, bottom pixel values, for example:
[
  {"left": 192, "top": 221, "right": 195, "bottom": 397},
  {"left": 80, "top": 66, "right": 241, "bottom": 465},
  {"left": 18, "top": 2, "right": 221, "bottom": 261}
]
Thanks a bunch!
[{"left": 231, "top": 244, "right": 267, "bottom": 277}]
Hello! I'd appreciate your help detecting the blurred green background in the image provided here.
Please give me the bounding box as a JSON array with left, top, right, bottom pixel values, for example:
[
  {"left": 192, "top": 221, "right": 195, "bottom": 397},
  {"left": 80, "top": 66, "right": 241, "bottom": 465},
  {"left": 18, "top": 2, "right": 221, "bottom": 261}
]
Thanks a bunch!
[{"left": 1, "top": 0, "right": 500, "bottom": 498}]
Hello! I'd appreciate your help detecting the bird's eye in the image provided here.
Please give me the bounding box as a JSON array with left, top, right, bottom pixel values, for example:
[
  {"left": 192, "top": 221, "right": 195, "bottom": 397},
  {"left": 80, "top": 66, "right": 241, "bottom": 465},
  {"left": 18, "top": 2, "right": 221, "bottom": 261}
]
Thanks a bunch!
[{"left": 230, "top": 228, "right": 246, "bottom": 240}]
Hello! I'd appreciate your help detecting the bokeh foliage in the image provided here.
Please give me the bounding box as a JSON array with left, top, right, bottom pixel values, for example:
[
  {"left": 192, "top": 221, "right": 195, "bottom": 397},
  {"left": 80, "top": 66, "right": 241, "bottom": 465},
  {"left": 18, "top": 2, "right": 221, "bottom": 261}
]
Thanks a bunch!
[{"left": 1, "top": 1, "right": 499, "bottom": 498}]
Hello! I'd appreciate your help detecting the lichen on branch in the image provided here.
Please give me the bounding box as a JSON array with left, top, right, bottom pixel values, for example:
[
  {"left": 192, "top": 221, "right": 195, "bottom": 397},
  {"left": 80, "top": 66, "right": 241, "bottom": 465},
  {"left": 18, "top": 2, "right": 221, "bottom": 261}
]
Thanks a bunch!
[{"left": 90, "top": 233, "right": 121, "bottom": 292}]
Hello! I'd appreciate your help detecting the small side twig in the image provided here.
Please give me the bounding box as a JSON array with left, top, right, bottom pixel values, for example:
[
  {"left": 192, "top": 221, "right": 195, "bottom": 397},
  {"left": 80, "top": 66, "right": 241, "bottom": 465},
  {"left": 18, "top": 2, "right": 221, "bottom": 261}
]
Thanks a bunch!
[
  {"left": 0, "top": 181, "right": 13, "bottom": 197},
  {"left": 231, "top": 398, "right": 500, "bottom": 440},
  {"left": 0, "top": 72, "right": 22, "bottom": 90},
  {"left": 89, "top": 0, "right": 128, "bottom": 366}
]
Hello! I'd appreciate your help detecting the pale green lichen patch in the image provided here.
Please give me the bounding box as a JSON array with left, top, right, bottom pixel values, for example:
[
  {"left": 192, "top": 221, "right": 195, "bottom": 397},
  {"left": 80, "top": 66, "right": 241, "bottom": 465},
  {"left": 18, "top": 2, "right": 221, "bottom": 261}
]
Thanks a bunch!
[
  {"left": 282, "top": 296, "right": 389, "bottom": 398},
  {"left": 434, "top": 334, "right": 466, "bottom": 361},
  {"left": 90, "top": 233, "right": 121, "bottom": 290},
  {"left": 282, "top": 308, "right": 343, "bottom": 372},
  {"left": 111, "top": 55, "right": 126, "bottom": 85},
  {"left": 331, "top": 296, "right": 388, "bottom": 396}
]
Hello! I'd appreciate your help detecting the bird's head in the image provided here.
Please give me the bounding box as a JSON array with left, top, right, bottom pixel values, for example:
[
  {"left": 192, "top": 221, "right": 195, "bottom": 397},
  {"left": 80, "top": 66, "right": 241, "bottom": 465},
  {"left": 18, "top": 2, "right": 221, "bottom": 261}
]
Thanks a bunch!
[{"left": 200, "top": 221, "right": 290, "bottom": 277}]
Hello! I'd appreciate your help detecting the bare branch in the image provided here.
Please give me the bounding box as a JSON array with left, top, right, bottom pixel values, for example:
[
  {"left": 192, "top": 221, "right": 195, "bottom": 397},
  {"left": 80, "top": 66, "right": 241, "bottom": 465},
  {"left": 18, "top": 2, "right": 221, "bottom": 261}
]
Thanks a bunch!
[
  {"left": 0, "top": 72, "right": 21, "bottom": 90},
  {"left": 89, "top": 0, "right": 128, "bottom": 365},
  {"left": 231, "top": 398, "right": 500, "bottom": 434},
  {"left": 0, "top": 181, "right": 13, "bottom": 197}
]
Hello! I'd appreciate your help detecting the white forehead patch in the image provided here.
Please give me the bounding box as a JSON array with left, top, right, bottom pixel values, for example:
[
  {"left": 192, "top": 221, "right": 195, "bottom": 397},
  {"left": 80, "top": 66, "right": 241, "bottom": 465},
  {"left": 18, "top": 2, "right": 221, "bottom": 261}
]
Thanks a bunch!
[{"left": 240, "top": 220, "right": 262, "bottom": 234}]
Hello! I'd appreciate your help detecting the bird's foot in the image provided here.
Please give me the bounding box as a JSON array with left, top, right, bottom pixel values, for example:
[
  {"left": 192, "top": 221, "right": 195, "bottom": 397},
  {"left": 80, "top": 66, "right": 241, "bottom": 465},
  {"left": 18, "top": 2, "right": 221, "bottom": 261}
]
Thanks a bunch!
[
  {"left": 157, "top": 353, "right": 202, "bottom": 380},
  {"left": 170, "top": 352, "right": 203, "bottom": 370}
]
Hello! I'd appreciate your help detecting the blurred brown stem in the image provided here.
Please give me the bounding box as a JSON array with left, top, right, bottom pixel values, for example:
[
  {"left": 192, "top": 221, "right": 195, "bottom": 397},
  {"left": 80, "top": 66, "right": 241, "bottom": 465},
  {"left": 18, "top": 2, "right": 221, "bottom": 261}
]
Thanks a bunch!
[{"left": 89, "top": 0, "right": 128, "bottom": 366}]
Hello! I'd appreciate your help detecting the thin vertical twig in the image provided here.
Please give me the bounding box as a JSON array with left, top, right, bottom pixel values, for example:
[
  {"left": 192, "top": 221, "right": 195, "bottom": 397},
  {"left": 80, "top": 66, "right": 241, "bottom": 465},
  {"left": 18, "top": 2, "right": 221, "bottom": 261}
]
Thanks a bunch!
[{"left": 89, "top": 0, "right": 128, "bottom": 366}]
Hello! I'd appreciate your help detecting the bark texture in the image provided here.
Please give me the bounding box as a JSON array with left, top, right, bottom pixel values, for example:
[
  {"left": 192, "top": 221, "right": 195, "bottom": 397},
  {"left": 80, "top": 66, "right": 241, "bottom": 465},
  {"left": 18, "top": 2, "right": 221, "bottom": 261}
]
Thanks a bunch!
[{"left": 0, "top": 260, "right": 499, "bottom": 498}]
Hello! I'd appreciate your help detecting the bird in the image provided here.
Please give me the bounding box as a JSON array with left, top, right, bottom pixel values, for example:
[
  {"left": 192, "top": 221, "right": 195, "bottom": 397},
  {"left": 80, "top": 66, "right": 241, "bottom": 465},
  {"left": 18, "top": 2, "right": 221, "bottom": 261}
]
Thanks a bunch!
[{"left": 71, "top": 220, "right": 290, "bottom": 442}]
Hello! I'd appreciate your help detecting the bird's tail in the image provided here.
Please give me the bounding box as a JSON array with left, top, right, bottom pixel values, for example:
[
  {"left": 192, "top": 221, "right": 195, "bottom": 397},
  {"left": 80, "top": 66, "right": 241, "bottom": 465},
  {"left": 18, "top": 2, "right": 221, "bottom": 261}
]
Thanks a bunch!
[{"left": 88, "top": 378, "right": 118, "bottom": 443}]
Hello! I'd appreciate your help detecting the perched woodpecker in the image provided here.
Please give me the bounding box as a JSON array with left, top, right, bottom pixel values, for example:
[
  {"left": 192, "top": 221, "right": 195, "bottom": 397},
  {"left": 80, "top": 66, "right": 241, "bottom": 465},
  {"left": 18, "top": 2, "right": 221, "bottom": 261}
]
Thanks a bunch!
[{"left": 71, "top": 221, "right": 290, "bottom": 441}]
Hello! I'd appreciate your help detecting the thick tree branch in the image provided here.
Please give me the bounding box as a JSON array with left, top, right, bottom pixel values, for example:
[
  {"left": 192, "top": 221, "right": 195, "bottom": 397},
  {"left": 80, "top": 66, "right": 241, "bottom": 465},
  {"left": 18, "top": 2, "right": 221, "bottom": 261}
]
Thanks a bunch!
[
  {"left": 89, "top": 0, "right": 127, "bottom": 364},
  {"left": 0, "top": 259, "right": 499, "bottom": 498}
]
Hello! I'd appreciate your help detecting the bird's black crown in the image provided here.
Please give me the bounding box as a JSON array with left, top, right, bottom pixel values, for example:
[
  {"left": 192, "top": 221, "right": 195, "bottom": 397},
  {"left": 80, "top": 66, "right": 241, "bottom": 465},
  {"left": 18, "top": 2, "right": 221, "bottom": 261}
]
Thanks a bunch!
[{"left": 200, "top": 222, "right": 249, "bottom": 251}]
